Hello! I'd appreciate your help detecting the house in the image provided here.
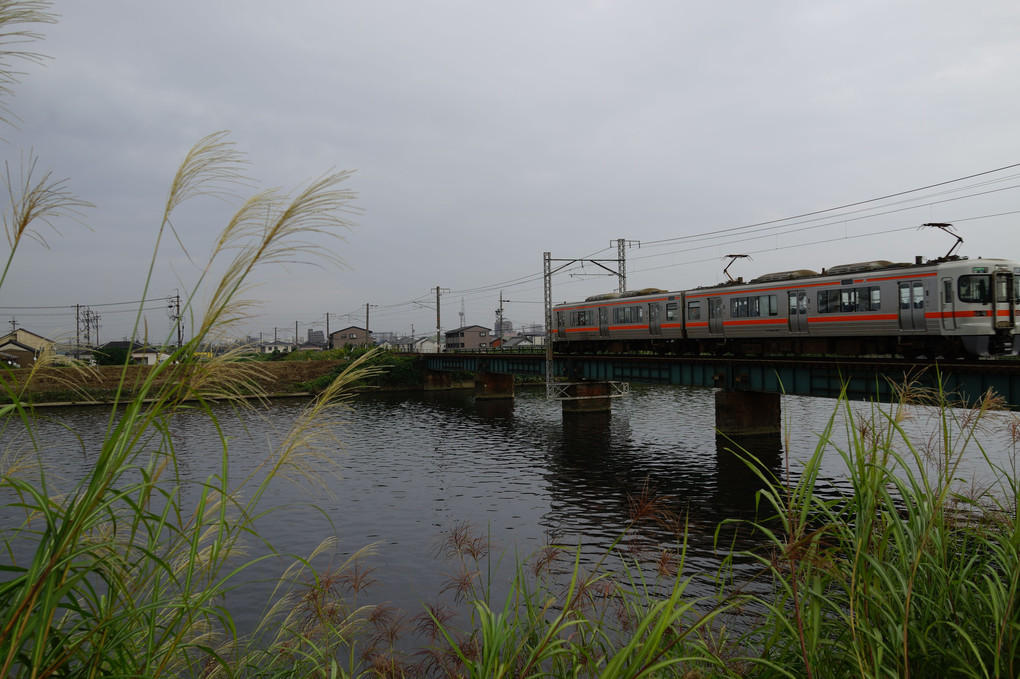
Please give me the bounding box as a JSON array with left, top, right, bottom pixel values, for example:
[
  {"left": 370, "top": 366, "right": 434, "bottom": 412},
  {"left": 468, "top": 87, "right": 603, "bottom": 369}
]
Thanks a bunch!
[
  {"left": 94, "top": 340, "right": 175, "bottom": 365},
  {"left": 444, "top": 325, "right": 491, "bottom": 351},
  {"left": 0, "top": 328, "right": 55, "bottom": 353},
  {"left": 329, "top": 326, "right": 372, "bottom": 349},
  {"left": 258, "top": 340, "right": 294, "bottom": 354},
  {"left": 0, "top": 338, "right": 37, "bottom": 367},
  {"left": 412, "top": 336, "right": 441, "bottom": 353},
  {"left": 492, "top": 335, "right": 534, "bottom": 350},
  {"left": 389, "top": 336, "right": 439, "bottom": 353},
  {"left": 131, "top": 349, "right": 173, "bottom": 365},
  {"left": 0, "top": 328, "right": 55, "bottom": 367}
]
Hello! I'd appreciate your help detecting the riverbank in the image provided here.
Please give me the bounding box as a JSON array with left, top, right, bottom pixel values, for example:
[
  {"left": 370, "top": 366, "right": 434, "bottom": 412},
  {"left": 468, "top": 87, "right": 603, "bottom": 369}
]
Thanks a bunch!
[{"left": 1, "top": 360, "right": 346, "bottom": 405}]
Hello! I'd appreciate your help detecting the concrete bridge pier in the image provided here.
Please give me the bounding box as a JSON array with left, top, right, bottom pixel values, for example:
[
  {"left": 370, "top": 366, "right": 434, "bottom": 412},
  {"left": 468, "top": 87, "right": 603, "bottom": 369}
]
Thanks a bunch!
[
  {"left": 715, "top": 390, "right": 781, "bottom": 437},
  {"left": 561, "top": 381, "right": 614, "bottom": 414},
  {"left": 423, "top": 369, "right": 456, "bottom": 391},
  {"left": 474, "top": 371, "right": 515, "bottom": 400}
]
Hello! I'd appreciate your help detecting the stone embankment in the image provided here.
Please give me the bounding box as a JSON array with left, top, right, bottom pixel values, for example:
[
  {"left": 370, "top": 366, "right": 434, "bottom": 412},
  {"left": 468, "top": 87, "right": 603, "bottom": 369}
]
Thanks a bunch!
[{"left": 4, "top": 360, "right": 345, "bottom": 404}]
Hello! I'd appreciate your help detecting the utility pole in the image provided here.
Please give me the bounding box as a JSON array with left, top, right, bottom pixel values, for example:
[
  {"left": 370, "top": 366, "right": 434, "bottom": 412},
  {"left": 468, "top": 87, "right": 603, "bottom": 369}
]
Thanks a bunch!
[
  {"left": 295, "top": 320, "right": 298, "bottom": 346},
  {"left": 435, "top": 286, "right": 449, "bottom": 349},
  {"left": 613, "top": 238, "right": 641, "bottom": 293},
  {"left": 167, "top": 292, "right": 182, "bottom": 348},
  {"left": 365, "top": 302, "right": 377, "bottom": 340},
  {"left": 413, "top": 286, "right": 449, "bottom": 351},
  {"left": 544, "top": 250, "right": 624, "bottom": 398},
  {"left": 496, "top": 291, "right": 505, "bottom": 348},
  {"left": 544, "top": 253, "right": 553, "bottom": 397}
]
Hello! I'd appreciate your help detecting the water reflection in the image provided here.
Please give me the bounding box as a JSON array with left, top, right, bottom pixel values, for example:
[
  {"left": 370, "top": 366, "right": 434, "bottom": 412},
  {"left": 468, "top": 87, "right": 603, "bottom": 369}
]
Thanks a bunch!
[
  {"left": 714, "top": 432, "right": 784, "bottom": 516},
  {"left": 2, "top": 385, "right": 1015, "bottom": 636}
]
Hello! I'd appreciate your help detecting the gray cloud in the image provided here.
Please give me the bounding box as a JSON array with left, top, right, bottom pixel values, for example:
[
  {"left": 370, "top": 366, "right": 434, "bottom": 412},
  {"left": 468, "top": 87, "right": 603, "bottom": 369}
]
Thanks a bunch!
[{"left": 3, "top": 0, "right": 1019, "bottom": 343}]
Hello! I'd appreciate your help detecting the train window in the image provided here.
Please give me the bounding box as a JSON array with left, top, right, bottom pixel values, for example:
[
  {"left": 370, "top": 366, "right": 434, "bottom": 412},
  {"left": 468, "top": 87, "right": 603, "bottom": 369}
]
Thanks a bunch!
[
  {"left": 958, "top": 275, "right": 991, "bottom": 303},
  {"left": 942, "top": 280, "right": 952, "bottom": 305},
  {"left": 556, "top": 311, "right": 566, "bottom": 328},
  {"left": 760, "top": 295, "right": 778, "bottom": 316},
  {"left": 687, "top": 300, "right": 701, "bottom": 320},
  {"left": 840, "top": 289, "right": 856, "bottom": 312},
  {"left": 818, "top": 286, "right": 880, "bottom": 313},
  {"left": 666, "top": 302, "right": 679, "bottom": 322},
  {"left": 995, "top": 275, "right": 1010, "bottom": 302},
  {"left": 748, "top": 297, "right": 760, "bottom": 317},
  {"left": 817, "top": 289, "right": 840, "bottom": 314},
  {"left": 734, "top": 298, "right": 749, "bottom": 317},
  {"left": 613, "top": 306, "right": 643, "bottom": 324},
  {"left": 571, "top": 310, "right": 593, "bottom": 326}
]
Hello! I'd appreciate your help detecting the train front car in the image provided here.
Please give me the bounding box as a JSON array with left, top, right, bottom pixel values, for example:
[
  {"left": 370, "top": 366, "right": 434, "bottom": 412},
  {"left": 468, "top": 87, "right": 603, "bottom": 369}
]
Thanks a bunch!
[{"left": 935, "top": 258, "right": 1019, "bottom": 356}]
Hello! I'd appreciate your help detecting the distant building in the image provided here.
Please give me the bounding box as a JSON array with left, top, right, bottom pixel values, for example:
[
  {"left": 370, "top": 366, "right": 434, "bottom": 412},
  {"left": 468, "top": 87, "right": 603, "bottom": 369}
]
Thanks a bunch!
[
  {"left": 0, "top": 328, "right": 54, "bottom": 353},
  {"left": 258, "top": 340, "right": 294, "bottom": 354},
  {"left": 444, "top": 325, "right": 490, "bottom": 351},
  {"left": 492, "top": 335, "right": 535, "bottom": 350},
  {"left": 307, "top": 329, "right": 325, "bottom": 345},
  {"left": 495, "top": 317, "right": 513, "bottom": 335},
  {"left": 0, "top": 339, "right": 36, "bottom": 367},
  {"left": 0, "top": 328, "right": 54, "bottom": 366},
  {"left": 329, "top": 326, "right": 372, "bottom": 349},
  {"left": 412, "top": 336, "right": 441, "bottom": 353}
]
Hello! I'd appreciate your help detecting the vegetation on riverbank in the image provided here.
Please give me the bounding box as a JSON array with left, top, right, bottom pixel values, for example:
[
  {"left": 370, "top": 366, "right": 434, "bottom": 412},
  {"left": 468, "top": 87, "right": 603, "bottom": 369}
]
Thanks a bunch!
[{"left": 292, "top": 347, "right": 430, "bottom": 391}]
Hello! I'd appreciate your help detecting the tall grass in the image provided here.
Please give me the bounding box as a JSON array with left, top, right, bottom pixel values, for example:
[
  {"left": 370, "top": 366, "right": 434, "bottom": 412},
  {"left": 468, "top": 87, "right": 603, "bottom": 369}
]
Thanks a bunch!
[
  {"left": 733, "top": 387, "right": 1020, "bottom": 678},
  {"left": 0, "top": 4, "right": 386, "bottom": 671},
  {"left": 0, "top": 122, "right": 386, "bottom": 675}
]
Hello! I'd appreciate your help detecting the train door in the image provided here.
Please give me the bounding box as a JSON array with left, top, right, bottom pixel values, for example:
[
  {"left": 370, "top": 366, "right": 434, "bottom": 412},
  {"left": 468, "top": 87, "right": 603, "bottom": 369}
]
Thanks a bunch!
[
  {"left": 993, "top": 271, "right": 1016, "bottom": 330},
  {"left": 708, "top": 297, "right": 724, "bottom": 335},
  {"left": 598, "top": 307, "right": 609, "bottom": 337},
  {"left": 648, "top": 302, "right": 662, "bottom": 336},
  {"left": 787, "top": 290, "right": 808, "bottom": 333},
  {"left": 898, "top": 280, "right": 925, "bottom": 331},
  {"left": 940, "top": 277, "right": 956, "bottom": 330}
]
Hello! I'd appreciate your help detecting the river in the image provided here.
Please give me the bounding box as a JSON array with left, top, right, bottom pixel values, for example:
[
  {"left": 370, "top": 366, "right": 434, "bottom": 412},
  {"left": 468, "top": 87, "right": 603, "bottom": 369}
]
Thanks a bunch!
[{"left": 3, "top": 383, "right": 1017, "bottom": 644}]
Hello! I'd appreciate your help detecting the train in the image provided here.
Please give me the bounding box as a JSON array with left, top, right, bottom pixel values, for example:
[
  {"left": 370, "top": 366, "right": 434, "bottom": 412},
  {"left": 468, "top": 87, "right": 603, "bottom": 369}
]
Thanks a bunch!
[{"left": 552, "top": 255, "right": 1020, "bottom": 358}]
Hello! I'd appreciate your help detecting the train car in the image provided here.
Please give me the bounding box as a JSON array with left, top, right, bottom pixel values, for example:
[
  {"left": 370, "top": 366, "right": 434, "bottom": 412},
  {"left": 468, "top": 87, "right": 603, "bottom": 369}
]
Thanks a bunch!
[{"left": 552, "top": 256, "right": 1019, "bottom": 358}]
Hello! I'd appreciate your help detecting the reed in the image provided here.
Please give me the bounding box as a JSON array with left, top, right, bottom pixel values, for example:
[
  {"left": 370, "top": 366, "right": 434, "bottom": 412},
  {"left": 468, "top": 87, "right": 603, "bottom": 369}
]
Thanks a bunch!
[
  {"left": 730, "top": 385, "right": 1020, "bottom": 678},
  {"left": 0, "top": 5, "right": 383, "bottom": 671}
]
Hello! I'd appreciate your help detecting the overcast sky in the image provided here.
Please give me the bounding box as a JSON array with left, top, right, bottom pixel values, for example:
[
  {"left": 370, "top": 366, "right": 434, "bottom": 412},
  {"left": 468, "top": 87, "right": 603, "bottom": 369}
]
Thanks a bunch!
[{"left": 2, "top": 1, "right": 1019, "bottom": 345}]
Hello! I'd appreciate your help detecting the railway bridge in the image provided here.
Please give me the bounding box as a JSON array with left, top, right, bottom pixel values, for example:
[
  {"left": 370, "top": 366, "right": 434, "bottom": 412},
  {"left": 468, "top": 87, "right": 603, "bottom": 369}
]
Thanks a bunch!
[{"left": 420, "top": 352, "right": 1020, "bottom": 436}]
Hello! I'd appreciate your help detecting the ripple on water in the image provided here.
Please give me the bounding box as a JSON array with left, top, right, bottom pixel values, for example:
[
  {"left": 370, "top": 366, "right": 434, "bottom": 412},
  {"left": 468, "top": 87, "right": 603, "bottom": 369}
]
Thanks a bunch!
[{"left": 2, "top": 385, "right": 1016, "bottom": 635}]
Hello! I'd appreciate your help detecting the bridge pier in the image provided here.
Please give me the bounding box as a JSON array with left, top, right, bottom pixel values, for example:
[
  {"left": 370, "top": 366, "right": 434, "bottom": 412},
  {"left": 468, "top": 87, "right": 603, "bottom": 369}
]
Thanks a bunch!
[
  {"left": 561, "top": 381, "right": 614, "bottom": 414},
  {"left": 423, "top": 369, "right": 456, "bottom": 391},
  {"left": 715, "top": 390, "right": 781, "bottom": 437},
  {"left": 474, "top": 371, "right": 515, "bottom": 400}
]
